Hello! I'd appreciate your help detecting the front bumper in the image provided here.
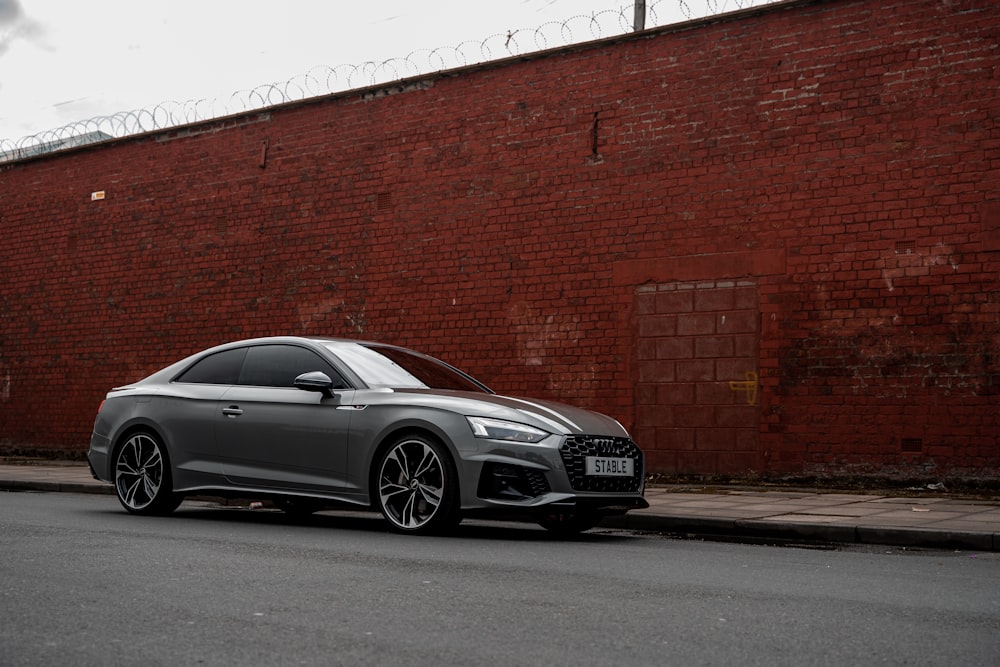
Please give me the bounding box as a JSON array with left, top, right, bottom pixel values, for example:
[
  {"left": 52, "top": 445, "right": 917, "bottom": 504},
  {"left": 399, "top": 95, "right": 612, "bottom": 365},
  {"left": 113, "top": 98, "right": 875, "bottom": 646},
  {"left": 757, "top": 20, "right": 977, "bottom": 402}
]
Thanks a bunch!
[{"left": 467, "top": 434, "right": 647, "bottom": 513}]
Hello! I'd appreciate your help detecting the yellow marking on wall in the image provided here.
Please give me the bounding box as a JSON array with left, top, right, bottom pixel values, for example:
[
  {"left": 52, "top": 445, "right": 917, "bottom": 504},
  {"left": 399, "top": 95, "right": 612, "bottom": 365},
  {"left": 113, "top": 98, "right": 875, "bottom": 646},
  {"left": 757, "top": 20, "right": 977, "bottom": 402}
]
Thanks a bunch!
[{"left": 729, "top": 371, "right": 759, "bottom": 405}]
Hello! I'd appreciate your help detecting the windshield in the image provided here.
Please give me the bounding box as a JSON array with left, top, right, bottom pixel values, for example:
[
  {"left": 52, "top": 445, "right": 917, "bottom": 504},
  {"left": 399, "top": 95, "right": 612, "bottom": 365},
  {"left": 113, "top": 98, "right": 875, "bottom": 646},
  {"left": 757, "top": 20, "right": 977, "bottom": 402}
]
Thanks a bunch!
[{"left": 324, "top": 343, "right": 489, "bottom": 393}]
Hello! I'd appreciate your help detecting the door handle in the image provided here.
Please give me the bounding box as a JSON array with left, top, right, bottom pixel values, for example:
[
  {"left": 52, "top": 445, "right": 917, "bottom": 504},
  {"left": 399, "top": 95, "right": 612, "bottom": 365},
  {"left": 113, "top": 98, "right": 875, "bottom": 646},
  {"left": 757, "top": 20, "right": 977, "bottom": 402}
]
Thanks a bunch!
[{"left": 222, "top": 406, "right": 243, "bottom": 418}]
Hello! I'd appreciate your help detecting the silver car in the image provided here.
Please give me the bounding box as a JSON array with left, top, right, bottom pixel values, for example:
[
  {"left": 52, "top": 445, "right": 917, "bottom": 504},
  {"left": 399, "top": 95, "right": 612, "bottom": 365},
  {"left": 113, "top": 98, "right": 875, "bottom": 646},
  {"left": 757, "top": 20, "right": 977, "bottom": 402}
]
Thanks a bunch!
[{"left": 88, "top": 336, "right": 647, "bottom": 535}]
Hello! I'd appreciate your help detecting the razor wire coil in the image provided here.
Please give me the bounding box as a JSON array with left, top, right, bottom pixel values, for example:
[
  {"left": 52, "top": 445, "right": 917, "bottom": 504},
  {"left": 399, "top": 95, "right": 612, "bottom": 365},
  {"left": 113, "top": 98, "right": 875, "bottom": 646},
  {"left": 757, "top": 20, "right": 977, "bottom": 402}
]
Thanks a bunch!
[{"left": 0, "top": 0, "right": 766, "bottom": 162}]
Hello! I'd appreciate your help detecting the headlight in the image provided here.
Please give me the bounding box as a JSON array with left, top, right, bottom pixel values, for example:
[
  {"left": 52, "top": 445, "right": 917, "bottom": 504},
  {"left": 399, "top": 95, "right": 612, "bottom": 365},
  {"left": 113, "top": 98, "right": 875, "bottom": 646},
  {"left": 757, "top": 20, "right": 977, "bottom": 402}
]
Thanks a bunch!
[{"left": 466, "top": 416, "right": 549, "bottom": 443}]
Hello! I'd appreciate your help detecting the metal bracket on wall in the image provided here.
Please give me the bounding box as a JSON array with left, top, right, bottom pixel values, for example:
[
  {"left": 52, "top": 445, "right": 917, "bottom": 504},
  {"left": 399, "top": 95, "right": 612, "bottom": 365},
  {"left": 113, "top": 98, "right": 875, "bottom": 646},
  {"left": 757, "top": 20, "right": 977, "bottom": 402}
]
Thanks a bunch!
[{"left": 259, "top": 139, "right": 269, "bottom": 168}]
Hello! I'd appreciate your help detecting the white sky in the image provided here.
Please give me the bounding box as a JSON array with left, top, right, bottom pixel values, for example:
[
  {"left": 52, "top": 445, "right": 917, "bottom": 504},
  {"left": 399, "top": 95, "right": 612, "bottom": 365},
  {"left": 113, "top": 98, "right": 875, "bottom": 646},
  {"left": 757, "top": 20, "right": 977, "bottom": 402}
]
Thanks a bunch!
[{"left": 0, "top": 0, "right": 767, "bottom": 142}]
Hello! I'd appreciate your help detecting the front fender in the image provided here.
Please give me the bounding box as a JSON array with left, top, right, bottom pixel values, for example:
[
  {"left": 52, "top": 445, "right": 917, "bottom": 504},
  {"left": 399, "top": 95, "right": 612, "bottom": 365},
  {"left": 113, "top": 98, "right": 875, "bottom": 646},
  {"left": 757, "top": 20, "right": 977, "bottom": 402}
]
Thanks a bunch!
[{"left": 344, "top": 405, "right": 477, "bottom": 493}]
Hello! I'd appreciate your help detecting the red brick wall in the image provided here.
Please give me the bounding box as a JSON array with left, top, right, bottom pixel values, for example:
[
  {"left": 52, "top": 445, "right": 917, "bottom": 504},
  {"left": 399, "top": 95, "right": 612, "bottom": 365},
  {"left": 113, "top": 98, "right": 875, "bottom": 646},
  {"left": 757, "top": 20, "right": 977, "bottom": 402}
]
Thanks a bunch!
[{"left": 1, "top": 0, "right": 998, "bottom": 480}]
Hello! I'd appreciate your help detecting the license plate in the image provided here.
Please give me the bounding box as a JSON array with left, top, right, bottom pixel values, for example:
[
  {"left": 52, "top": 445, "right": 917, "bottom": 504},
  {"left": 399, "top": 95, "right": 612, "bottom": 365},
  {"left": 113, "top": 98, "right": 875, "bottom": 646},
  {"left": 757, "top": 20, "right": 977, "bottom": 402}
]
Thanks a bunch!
[{"left": 585, "top": 456, "right": 634, "bottom": 477}]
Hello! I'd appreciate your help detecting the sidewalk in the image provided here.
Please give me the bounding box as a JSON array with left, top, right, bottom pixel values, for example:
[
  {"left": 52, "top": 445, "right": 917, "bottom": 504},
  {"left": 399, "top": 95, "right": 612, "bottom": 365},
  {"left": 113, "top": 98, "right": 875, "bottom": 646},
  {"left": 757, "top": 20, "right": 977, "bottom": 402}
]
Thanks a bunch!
[
  {"left": 623, "top": 486, "right": 1000, "bottom": 551},
  {"left": 2, "top": 462, "right": 998, "bottom": 551}
]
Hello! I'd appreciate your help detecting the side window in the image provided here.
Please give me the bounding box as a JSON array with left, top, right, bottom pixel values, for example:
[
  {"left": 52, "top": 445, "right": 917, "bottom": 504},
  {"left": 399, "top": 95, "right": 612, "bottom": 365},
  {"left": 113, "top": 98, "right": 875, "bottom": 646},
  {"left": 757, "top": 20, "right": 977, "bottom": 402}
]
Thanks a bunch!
[
  {"left": 174, "top": 348, "right": 247, "bottom": 385},
  {"left": 238, "top": 345, "right": 347, "bottom": 389}
]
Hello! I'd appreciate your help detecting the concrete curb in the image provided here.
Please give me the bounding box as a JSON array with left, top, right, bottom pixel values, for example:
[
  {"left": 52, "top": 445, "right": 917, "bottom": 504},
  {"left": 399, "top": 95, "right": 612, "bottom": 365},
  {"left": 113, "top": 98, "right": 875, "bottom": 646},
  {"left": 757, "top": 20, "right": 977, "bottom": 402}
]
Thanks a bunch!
[
  {"left": 602, "top": 513, "right": 999, "bottom": 551},
  {"left": 0, "top": 479, "right": 252, "bottom": 507},
  {"left": 4, "top": 476, "right": 997, "bottom": 551},
  {"left": 1, "top": 479, "right": 112, "bottom": 496}
]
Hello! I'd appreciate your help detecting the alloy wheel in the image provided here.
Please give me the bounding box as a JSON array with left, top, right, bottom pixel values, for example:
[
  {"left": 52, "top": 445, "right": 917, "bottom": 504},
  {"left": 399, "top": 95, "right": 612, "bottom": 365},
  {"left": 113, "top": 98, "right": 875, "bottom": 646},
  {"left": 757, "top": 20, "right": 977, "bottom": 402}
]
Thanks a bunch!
[
  {"left": 114, "top": 432, "right": 176, "bottom": 514},
  {"left": 377, "top": 438, "right": 447, "bottom": 531}
]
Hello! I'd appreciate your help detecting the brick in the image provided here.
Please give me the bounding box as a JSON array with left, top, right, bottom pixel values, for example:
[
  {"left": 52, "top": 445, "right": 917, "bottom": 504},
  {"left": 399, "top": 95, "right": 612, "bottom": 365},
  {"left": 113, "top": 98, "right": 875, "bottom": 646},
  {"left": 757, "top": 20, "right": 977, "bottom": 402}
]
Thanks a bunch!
[
  {"left": 655, "top": 289, "right": 694, "bottom": 314},
  {"left": 0, "top": 0, "right": 995, "bottom": 485},
  {"left": 635, "top": 292, "right": 657, "bottom": 315},
  {"left": 695, "top": 428, "right": 736, "bottom": 451},
  {"left": 651, "top": 428, "right": 696, "bottom": 452},
  {"left": 637, "top": 360, "right": 676, "bottom": 383},
  {"left": 677, "top": 312, "right": 717, "bottom": 336},
  {"left": 694, "top": 288, "right": 735, "bottom": 312},
  {"left": 635, "top": 383, "right": 658, "bottom": 405},
  {"left": 637, "top": 405, "right": 674, "bottom": 428},
  {"left": 636, "top": 339, "right": 657, "bottom": 360},
  {"left": 716, "top": 405, "right": 759, "bottom": 428},
  {"left": 673, "top": 406, "right": 716, "bottom": 428},
  {"left": 656, "top": 337, "right": 694, "bottom": 360},
  {"left": 676, "top": 452, "right": 719, "bottom": 475},
  {"left": 693, "top": 382, "right": 733, "bottom": 407},
  {"left": 733, "top": 286, "right": 758, "bottom": 309},
  {"left": 717, "top": 453, "right": 758, "bottom": 474},
  {"left": 695, "top": 335, "right": 735, "bottom": 358},
  {"left": 676, "top": 360, "right": 716, "bottom": 382},
  {"left": 638, "top": 315, "right": 677, "bottom": 338},
  {"left": 656, "top": 382, "right": 696, "bottom": 405},
  {"left": 718, "top": 310, "right": 758, "bottom": 334}
]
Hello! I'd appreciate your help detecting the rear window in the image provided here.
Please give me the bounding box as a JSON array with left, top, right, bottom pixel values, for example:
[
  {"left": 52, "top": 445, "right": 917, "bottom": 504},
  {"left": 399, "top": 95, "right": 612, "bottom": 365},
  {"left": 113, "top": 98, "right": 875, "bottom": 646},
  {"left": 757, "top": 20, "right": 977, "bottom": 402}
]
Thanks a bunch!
[{"left": 174, "top": 348, "right": 247, "bottom": 385}]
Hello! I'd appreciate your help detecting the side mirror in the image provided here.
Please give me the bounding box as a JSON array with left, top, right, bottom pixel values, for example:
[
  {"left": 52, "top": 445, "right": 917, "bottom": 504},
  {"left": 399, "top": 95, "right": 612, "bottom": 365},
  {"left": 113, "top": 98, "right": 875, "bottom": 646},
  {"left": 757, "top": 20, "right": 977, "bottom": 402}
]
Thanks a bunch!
[{"left": 294, "top": 371, "right": 336, "bottom": 398}]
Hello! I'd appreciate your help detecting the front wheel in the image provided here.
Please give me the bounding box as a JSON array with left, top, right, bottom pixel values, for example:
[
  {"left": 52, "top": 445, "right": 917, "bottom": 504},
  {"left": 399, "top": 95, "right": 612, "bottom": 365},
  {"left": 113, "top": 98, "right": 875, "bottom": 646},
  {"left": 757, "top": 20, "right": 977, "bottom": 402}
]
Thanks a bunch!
[
  {"left": 375, "top": 435, "right": 460, "bottom": 534},
  {"left": 114, "top": 431, "right": 182, "bottom": 515}
]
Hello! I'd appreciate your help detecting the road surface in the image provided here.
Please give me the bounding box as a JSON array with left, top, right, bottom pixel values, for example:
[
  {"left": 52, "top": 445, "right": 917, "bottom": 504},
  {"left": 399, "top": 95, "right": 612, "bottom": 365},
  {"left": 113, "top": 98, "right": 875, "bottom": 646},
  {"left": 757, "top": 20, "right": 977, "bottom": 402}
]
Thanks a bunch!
[{"left": 2, "top": 491, "right": 998, "bottom": 665}]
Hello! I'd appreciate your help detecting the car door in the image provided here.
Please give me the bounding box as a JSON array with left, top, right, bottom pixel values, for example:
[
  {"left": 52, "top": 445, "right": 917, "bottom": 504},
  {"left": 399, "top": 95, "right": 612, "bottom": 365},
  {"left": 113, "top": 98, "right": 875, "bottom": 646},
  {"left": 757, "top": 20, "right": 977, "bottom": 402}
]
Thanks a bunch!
[
  {"left": 167, "top": 346, "right": 249, "bottom": 484},
  {"left": 217, "top": 344, "right": 353, "bottom": 492}
]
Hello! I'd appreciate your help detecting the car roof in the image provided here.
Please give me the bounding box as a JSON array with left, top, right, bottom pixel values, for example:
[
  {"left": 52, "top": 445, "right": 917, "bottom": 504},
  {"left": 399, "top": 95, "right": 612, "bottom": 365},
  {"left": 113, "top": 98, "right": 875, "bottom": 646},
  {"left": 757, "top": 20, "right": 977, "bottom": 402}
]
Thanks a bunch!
[{"left": 213, "top": 335, "right": 394, "bottom": 349}]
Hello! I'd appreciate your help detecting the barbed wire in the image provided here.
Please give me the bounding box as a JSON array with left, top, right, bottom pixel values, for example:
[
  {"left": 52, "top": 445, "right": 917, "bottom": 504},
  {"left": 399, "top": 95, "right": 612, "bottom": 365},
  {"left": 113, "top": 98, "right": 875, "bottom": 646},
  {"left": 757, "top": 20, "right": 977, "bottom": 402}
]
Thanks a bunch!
[{"left": 0, "top": 1, "right": 767, "bottom": 162}]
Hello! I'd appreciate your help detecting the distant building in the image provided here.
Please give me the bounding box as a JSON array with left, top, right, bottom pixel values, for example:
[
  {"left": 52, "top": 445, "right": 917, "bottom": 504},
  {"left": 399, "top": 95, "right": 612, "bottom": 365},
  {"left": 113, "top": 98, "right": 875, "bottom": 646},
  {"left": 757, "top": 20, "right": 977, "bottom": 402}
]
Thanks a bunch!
[{"left": 0, "top": 131, "right": 113, "bottom": 163}]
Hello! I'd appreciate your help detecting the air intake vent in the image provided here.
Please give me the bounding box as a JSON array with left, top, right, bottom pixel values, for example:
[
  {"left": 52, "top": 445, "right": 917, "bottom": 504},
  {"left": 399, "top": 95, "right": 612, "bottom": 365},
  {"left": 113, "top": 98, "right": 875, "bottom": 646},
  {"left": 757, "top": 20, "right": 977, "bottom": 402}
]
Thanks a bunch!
[{"left": 900, "top": 437, "right": 923, "bottom": 453}]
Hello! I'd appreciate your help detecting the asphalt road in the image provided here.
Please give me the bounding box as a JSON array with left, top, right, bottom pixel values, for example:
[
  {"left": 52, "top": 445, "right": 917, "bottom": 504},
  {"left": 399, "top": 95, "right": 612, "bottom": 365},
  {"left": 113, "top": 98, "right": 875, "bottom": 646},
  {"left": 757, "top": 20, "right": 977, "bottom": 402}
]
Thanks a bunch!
[{"left": 2, "top": 492, "right": 999, "bottom": 666}]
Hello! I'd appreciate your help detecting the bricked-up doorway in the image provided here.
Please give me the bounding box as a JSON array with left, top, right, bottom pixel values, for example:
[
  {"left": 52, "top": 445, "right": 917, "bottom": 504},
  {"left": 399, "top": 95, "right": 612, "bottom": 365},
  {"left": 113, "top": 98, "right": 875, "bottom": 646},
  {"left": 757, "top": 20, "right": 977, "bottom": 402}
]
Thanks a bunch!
[{"left": 635, "top": 281, "right": 760, "bottom": 475}]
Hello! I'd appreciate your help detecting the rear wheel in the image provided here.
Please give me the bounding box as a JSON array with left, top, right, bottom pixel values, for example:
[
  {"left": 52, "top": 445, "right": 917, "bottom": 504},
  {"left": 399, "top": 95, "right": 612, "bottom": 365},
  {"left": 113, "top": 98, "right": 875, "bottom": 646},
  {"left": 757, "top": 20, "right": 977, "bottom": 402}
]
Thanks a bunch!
[
  {"left": 537, "top": 510, "right": 602, "bottom": 536},
  {"left": 375, "top": 435, "right": 460, "bottom": 534},
  {"left": 114, "top": 431, "right": 181, "bottom": 515}
]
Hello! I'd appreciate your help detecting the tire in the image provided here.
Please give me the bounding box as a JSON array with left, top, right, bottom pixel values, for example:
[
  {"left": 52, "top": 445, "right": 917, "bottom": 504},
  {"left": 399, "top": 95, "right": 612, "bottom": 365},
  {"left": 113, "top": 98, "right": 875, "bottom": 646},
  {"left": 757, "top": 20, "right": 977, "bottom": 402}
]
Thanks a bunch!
[
  {"left": 274, "top": 498, "right": 323, "bottom": 516},
  {"left": 537, "top": 510, "right": 602, "bottom": 536},
  {"left": 375, "top": 435, "right": 460, "bottom": 534},
  {"left": 114, "top": 431, "right": 182, "bottom": 515}
]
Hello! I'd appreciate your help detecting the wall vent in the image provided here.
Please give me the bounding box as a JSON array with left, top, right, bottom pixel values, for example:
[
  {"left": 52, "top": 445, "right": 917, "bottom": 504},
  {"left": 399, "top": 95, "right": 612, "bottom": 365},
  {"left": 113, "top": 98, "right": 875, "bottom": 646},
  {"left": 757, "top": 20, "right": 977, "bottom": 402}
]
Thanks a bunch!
[
  {"left": 894, "top": 240, "right": 916, "bottom": 255},
  {"left": 900, "top": 437, "right": 923, "bottom": 453},
  {"left": 376, "top": 192, "right": 392, "bottom": 211}
]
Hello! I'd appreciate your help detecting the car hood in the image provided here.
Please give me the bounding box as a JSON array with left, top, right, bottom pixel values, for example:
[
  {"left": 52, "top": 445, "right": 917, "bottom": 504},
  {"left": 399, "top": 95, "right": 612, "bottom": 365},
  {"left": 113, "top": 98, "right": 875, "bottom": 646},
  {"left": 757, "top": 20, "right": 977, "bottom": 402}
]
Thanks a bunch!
[{"left": 364, "top": 388, "right": 630, "bottom": 438}]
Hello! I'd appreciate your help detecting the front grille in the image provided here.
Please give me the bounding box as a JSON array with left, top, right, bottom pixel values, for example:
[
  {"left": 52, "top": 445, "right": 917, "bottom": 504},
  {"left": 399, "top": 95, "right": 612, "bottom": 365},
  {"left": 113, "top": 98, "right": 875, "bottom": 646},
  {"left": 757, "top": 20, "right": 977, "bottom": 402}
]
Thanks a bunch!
[{"left": 560, "top": 436, "right": 644, "bottom": 493}]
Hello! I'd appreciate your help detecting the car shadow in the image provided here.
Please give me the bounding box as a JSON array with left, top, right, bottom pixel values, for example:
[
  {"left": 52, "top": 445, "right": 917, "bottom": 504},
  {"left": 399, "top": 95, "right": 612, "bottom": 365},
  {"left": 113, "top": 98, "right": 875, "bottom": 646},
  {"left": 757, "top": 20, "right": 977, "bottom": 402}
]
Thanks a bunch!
[{"left": 162, "top": 502, "right": 635, "bottom": 543}]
